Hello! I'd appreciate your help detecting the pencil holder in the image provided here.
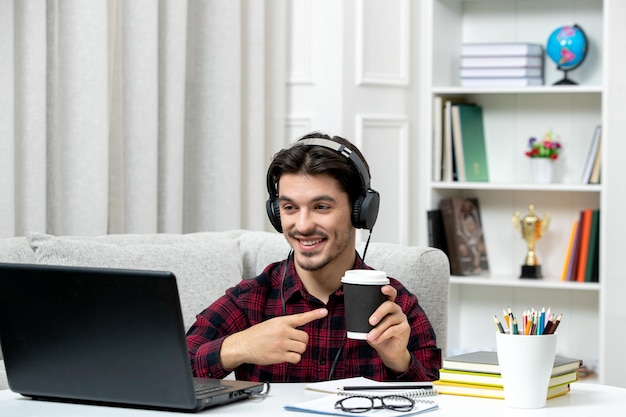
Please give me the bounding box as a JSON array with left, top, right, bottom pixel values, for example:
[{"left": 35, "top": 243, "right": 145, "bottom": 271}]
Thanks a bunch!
[{"left": 495, "top": 332, "right": 557, "bottom": 409}]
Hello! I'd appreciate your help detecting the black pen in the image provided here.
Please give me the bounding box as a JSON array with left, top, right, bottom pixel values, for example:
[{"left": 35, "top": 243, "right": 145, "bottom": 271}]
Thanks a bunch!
[{"left": 340, "top": 384, "right": 433, "bottom": 391}]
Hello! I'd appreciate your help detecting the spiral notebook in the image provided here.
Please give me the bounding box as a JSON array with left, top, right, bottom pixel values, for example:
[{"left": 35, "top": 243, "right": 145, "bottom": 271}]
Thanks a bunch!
[
  {"left": 305, "top": 376, "right": 438, "bottom": 397},
  {"left": 286, "top": 377, "right": 438, "bottom": 416}
]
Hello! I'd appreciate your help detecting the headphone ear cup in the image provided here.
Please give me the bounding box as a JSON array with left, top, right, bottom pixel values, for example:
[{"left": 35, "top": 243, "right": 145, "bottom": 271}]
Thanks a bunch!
[
  {"left": 352, "top": 196, "right": 365, "bottom": 229},
  {"left": 352, "top": 190, "right": 380, "bottom": 230},
  {"left": 266, "top": 198, "right": 283, "bottom": 233}
]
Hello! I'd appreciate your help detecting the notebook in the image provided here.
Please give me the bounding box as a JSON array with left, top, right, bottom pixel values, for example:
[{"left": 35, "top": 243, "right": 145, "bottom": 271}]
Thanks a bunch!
[
  {"left": 0, "top": 262, "right": 266, "bottom": 412},
  {"left": 288, "top": 377, "right": 438, "bottom": 416},
  {"left": 305, "top": 376, "right": 438, "bottom": 397}
]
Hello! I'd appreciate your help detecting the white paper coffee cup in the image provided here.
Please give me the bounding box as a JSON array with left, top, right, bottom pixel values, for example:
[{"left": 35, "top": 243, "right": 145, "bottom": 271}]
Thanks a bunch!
[{"left": 341, "top": 270, "right": 389, "bottom": 340}]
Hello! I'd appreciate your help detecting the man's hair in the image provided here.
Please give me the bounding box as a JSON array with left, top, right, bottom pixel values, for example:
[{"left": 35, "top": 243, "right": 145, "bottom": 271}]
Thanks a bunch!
[{"left": 266, "top": 132, "right": 371, "bottom": 207}]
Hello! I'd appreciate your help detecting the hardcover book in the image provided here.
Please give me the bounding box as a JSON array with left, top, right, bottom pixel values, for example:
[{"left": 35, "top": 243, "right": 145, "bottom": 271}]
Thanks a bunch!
[
  {"left": 575, "top": 209, "right": 593, "bottom": 282},
  {"left": 461, "top": 43, "right": 544, "bottom": 57},
  {"left": 427, "top": 209, "right": 449, "bottom": 256},
  {"left": 432, "top": 96, "right": 443, "bottom": 181},
  {"left": 561, "top": 220, "right": 579, "bottom": 281},
  {"left": 580, "top": 125, "right": 602, "bottom": 183},
  {"left": 450, "top": 105, "right": 467, "bottom": 182},
  {"left": 451, "top": 104, "right": 489, "bottom": 182},
  {"left": 438, "top": 198, "right": 489, "bottom": 276},
  {"left": 589, "top": 134, "right": 603, "bottom": 184},
  {"left": 441, "top": 351, "right": 582, "bottom": 376},
  {"left": 433, "top": 380, "right": 570, "bottom": 400},
  {"left": 461, "top": 77, "right": 543, "bottom": 87},
  {"left": 585, "top": 209, "right": 600, "bottom": 282},
  {"left": 438, "top": 368, "right": 577, "bottom": 388},
  {"left": 440, "top": 97, "right": 466, "bottom": 182},
  {"left": 461, "top": 55, "right": 543, "bottom": 68},
  {"left": 460, "top": 67, "right": 543, "bottom": 78}
]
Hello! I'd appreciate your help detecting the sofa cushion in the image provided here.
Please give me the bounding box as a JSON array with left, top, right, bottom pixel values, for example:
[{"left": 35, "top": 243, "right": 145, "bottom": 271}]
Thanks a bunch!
[
  {"left": 26, "top": 232, "right": 243, "bottom": 330},
  {"left": 235, "top": 230, "right": 291, "bottom": 278},
  {"left": 0, "top": 237, "right": 36, "bottom": 263}
]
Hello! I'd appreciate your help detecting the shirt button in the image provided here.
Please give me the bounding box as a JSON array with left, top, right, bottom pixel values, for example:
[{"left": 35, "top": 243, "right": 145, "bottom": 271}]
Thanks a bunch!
[{"left": 319, "top": 358, "right": 326, "bottom": 365}]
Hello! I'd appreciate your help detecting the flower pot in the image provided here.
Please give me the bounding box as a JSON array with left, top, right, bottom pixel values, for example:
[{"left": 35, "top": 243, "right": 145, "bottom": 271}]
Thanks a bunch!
[{"left": 530, "top": 158, "right": 554, "bottom": 184}]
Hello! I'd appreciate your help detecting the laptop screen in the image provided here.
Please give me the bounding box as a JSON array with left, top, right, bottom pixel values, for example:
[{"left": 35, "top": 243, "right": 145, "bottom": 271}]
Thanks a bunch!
[{"left": 0, "top": 263, "right": 262, "bottom": 411}]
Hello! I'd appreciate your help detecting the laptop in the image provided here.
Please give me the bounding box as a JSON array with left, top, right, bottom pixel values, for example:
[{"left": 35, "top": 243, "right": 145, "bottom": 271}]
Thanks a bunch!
[{"left": 0, "top": 262, "right": 266, "bottom": 412}]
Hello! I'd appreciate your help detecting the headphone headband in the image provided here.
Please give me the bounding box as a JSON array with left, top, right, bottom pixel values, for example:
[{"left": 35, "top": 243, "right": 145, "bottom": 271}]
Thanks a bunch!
[{"left": 293, "top": 138, "right": 371, "bottom": 193}]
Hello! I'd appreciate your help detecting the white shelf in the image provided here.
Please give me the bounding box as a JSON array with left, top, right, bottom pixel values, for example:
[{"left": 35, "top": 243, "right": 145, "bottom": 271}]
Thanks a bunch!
[
  {"left": 432, "top": 86, "right": 603, "bottom": 95},
  {"left": 431, "top": 182, "right": 602, "bottom": 192},
  {"left": 450, "top": 276, "right": 600, "bottom": 291},
  {"left": 423, "top": 0, "right": 608, "bottom": 383}
]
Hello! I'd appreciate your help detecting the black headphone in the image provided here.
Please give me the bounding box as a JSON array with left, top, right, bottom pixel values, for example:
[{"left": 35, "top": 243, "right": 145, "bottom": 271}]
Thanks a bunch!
[{"left": 266, "top": 138, "right": 380, "bottom": 233}]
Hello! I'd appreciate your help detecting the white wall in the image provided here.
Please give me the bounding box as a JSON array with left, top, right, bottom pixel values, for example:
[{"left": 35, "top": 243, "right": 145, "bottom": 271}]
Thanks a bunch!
[{"left": 286, "top": 0, "right": 422, "bottom": 246}]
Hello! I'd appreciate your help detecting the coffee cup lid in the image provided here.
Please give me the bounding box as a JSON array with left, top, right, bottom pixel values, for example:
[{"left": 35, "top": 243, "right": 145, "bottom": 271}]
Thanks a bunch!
[{"left": 341, "top": 269, "right": 389, "bottom": 285}]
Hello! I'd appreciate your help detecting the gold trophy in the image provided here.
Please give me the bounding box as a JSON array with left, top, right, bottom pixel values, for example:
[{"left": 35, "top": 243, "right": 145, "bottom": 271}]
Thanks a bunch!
[{"left": 512, "top": 204, "right": 550, "bottom": 279}]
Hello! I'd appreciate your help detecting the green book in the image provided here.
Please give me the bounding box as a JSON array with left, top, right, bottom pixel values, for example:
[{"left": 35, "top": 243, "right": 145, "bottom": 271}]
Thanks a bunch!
[{"left": 452, "top": 104, "right": 489, "bottom": 182}]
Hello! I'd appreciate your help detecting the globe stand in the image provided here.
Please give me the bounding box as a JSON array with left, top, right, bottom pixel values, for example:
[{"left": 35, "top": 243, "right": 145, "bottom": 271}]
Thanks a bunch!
[{"left": 553, "top": 69, "right": 578, "bottom": 86}]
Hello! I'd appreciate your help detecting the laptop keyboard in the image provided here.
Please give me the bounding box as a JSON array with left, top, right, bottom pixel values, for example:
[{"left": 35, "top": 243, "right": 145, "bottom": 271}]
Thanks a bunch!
[{"left": 194, "top": 383, "right": 228, "bottom": 398}]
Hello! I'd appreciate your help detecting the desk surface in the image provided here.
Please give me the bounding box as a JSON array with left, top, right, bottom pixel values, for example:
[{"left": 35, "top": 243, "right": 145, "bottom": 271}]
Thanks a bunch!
[{"left": 1, "top": 383, "right": 625, "bottom": 416}]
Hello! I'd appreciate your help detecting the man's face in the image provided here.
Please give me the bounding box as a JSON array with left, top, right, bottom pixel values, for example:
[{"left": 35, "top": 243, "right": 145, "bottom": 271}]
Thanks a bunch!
[{"left": 277, "top": 172, "right": 355, "bottom": 272}]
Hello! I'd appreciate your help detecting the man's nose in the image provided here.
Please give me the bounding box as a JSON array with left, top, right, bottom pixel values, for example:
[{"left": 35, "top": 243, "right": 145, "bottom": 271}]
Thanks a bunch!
[{"left": 296, "top": 209, "right": 316, "bottom": 233}]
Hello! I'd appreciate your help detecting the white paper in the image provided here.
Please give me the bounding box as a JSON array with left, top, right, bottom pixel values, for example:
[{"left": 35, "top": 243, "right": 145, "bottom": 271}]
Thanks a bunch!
[{"left": 285, "top": 393, "right": 438, "bottom": 416}]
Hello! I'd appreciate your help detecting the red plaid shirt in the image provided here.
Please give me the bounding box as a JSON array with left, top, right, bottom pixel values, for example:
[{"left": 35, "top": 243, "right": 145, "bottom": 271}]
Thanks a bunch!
[{"left": 186, "top": 253, "right": 441, "bottom": 382}]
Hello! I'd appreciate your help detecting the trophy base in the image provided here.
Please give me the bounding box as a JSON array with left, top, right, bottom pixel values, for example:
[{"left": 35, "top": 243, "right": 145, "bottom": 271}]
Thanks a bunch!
[{"left": 520, "top": 265, "right": 542, "bottom": 279}]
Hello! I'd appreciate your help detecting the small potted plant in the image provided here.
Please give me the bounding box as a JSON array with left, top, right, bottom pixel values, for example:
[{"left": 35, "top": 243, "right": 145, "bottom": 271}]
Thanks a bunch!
[{"left": 525, "top": 130, "right": 562, "bottom": 183}]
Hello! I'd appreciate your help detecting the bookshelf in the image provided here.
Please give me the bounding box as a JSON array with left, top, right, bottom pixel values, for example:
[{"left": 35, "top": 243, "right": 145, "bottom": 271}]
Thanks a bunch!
[{"left": 420, "top": 0, "right": 626, "bottom": 386}]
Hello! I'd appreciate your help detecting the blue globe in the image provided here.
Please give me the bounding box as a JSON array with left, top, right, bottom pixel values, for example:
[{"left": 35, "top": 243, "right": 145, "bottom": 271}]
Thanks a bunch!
[{"left": 546, "top": 25, "right": 588, "bottom": 71}]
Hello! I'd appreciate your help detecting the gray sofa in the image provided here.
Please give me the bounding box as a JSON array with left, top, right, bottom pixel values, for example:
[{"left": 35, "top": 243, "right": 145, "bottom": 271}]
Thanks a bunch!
[{"left": 0, "top": 230, "right": 449, "bottom": 390}]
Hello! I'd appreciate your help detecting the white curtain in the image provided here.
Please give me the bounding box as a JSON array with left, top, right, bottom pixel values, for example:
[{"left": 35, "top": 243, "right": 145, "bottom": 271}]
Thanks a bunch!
[{"left": 0, "top": 0, "right": 287, "bottom": 237}]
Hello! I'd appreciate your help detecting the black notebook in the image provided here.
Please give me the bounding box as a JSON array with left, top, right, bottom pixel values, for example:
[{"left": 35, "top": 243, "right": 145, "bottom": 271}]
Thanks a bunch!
[{"left": 0, "top": 262, "right": 266, "bottom": 412}]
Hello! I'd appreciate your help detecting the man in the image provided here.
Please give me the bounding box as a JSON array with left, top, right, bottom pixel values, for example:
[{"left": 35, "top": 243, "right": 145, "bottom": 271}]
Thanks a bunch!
[{"left": 186, "top": 132, "right": 441, "bottom": 382}]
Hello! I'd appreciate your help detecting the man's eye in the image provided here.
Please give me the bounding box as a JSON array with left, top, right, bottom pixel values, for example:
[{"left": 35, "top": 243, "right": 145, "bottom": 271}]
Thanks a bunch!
[
  {"left": 316, "top": 204, "right": 330, "bottom": 211},
  {"left": 282, "top": 204, "right": 296, "bottom": 212}
]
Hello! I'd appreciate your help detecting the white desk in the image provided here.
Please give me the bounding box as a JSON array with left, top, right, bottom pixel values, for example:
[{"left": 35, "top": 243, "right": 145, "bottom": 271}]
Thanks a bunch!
[{"left": 1, "top": 383, "right": 625, "bottom": 416}]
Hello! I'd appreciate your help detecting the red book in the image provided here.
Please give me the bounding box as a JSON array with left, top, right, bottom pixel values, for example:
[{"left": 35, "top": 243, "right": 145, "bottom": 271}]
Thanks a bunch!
[
  {"left": 576, "top": 209, "right": 593, "bottom": 282},
  {"left": 584, "top": 210, "right": 601, "bottom": 282}
]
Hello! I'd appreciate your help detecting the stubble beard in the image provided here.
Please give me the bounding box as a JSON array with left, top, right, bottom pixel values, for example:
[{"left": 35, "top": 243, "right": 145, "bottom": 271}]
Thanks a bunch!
[{"left": 295, "top": 228, "right": 354, "bottom": 272}]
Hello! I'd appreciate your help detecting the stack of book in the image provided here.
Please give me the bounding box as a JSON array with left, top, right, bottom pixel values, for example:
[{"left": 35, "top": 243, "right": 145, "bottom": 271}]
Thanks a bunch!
[
  {"left": 434, "top": 351, "right": 582, "bottom": 400},
  {"left": 460, "top": 43, "right": 544, "bottom": 87}
]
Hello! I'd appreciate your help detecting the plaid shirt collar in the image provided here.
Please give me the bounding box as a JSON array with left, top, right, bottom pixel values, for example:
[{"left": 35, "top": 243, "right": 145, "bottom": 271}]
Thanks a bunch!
[{"left": 281, "top": 250, "right": 368, "bottom": 305}]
